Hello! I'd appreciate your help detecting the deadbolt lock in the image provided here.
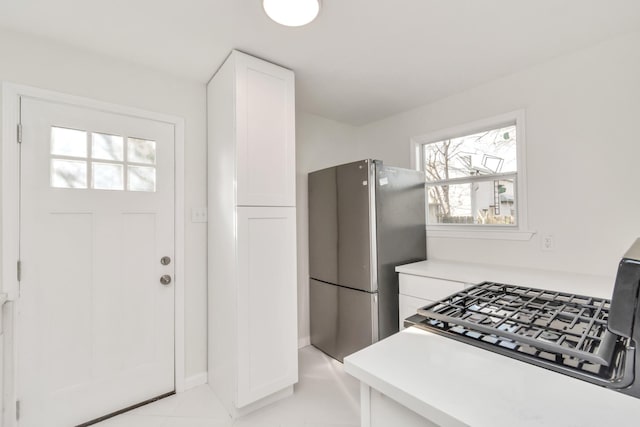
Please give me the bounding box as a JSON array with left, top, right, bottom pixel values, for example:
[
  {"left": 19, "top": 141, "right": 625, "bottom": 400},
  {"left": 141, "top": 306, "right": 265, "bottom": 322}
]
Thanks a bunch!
[{"left": 161, "top": 256, "right": 171, "bottom": 265}]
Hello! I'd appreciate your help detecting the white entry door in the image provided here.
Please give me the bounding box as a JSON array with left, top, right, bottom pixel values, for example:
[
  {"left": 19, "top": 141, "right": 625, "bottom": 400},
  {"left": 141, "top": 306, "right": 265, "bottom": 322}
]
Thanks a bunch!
[{"left": 18, "top": 97, "right": 175, "bottom": 427}]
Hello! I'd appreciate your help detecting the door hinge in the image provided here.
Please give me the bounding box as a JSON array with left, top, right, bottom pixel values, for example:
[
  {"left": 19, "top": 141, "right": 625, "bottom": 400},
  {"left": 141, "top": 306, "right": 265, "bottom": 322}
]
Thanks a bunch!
[
  {"left": 17, "top": 260, "right": 22, "bottom": 282},
  {"left": 17, "top": 123, "right": 22, "bottom": 144},
  {"left": 16, "top": 400, "right": 20, "bottom": 420}
]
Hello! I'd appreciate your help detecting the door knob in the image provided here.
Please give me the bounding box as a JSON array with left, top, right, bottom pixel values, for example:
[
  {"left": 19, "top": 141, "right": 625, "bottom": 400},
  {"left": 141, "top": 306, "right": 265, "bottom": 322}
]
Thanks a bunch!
[
  {"left": 160, "top": 275, "right": 172, "bottom": 285},
  {"left": 161, "top": 256, "right": 171, "bottom": 265}
]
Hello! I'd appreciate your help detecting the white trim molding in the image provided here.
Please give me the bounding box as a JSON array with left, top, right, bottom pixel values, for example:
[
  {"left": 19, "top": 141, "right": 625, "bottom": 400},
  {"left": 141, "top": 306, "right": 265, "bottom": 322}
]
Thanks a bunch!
[
  {"left": 184, "top": 372, "right": 208, "bottom": 390},
  {"left": 410, "top": 109, "right": 532, "bottom": 241},
  {"left": 1, "top": 82, "right": 187, "bottom": 426},
  {"left": 427, "top": 229, "right": 535, "bottom": 241},
  {"left": 298, "top": 336, "right": 311, "bottom": 349}
]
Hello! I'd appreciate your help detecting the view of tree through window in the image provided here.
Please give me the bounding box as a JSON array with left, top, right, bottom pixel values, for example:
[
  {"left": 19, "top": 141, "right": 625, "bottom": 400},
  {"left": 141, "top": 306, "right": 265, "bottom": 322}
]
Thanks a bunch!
[{"left": 423, "top": 125, "right": 517, "bottom": 225}]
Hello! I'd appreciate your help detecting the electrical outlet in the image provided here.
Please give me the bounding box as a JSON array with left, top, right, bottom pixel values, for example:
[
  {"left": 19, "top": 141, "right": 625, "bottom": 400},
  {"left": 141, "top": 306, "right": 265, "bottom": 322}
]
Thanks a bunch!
[
  {"left": 541, "top": 234, "right": 554, "bottom": 251},
  {"left": 191, "top": 207, "right": 208, "bottom": 223}
]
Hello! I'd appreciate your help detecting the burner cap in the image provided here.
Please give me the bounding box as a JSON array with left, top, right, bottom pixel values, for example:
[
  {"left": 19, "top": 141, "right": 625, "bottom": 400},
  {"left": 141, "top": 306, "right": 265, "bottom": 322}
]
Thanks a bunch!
[
  {"left": 539, "top": 331, "right": 560, "bottom": 341},
  {"left": 469, "top": 314, "right": 493, "bottom": 325},
  {"left": 498, "top": 295, "right": 524, "bottom": 307}
]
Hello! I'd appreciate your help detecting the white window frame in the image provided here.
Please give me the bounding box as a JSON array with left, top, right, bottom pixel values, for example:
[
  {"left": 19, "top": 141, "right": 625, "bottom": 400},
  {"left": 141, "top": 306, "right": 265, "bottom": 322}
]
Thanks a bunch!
[{"left": 410, "top": 110, "right": 534, "bottom": 241}]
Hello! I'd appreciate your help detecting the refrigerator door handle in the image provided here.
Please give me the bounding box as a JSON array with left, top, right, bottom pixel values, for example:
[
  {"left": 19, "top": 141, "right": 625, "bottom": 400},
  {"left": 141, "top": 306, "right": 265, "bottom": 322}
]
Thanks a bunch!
[{"left": 368, "top": 160, "right": 379, "bottom": 293}]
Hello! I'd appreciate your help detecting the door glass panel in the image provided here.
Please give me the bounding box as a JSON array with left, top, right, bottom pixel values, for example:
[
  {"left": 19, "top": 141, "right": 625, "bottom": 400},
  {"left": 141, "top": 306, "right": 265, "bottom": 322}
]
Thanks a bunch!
[
  {"left": 128, "top": 138, "right": 156, "bottom": 164},
  {"left": 93, "top": 163, "right": 124, "bottom": 190},
  {"left": 50, "top": 126, "right": 159, "bottom": 192},
  {"left": 51, "top": 159, "right": 87, "bottom": 189},
  {"left": 128, "top": 166, "right": 156, "bottom": 192},
  {"left": 51, "top": 127, "right": 87, "bottom": 158},
  {"left": 92, "top": 133, "right": 124, "bottom": 161}
]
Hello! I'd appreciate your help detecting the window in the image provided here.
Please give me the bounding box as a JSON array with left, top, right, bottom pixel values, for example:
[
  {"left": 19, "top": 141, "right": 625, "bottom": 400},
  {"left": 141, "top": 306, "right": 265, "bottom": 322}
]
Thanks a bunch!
[
  {"left": 412, "top": 111, "right": 530, "bottom": 239},
  {"left": 50, "top": 126, "right": 157, "bottom": 192}
]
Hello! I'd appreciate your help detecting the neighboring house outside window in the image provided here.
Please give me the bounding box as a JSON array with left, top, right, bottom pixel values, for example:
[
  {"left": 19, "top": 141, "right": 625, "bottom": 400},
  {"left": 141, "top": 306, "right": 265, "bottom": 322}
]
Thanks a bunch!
[{"left": 411, "top": 111, "right": 531, "bottom": 240}]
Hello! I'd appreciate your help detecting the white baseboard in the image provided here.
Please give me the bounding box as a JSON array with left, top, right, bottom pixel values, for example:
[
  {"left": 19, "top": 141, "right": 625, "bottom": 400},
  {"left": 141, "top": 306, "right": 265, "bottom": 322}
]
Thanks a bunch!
[
  {"left": 183, "top": 372, "right": 208, "bottom": 390},
  {"left": 298, "top": 336, "right": 311, "bottom": 349}
]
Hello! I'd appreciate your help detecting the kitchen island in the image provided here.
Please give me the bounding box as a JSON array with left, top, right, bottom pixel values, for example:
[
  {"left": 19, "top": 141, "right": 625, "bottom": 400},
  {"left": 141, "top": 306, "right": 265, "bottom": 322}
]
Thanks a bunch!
[
  {"left": 344, "top": 260, "right": 640, "bottom": 426},
  {"left": 344, "top": 327, "right": 640, "bottom": 426}
]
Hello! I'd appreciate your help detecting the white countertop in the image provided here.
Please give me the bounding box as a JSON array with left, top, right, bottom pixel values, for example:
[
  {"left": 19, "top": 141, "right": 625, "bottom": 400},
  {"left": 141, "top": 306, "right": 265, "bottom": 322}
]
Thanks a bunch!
[
  {"left": 344, "top": 327, "right": 640, "bottom": 427},
  {"left": 396, "top": 259, "right": 615, "bottom": 299}
]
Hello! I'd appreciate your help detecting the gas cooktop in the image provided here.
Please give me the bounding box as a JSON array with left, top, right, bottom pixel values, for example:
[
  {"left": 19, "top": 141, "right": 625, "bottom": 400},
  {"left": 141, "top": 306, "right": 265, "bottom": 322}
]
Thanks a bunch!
[{"left": 405, "top": 281, "right": 632, "bottom": 389}]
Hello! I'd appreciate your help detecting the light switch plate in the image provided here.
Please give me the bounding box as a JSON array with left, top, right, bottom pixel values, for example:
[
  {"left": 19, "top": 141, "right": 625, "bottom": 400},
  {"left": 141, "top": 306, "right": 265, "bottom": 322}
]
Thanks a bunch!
[{"left": 191, "top": 207, "right": 208, "bottom": 223}]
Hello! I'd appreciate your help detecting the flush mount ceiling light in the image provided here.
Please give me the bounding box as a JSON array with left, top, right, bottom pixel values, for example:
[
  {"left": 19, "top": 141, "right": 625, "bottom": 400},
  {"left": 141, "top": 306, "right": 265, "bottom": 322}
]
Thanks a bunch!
[{"left": 263, "top": 0, "right": 321, "bottom": 27}]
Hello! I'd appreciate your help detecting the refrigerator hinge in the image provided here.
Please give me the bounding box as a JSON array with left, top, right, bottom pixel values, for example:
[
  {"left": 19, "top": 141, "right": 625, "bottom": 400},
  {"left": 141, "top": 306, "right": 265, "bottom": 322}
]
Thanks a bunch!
[{"left": 17, "top": 123, "right": 22, "bottom": 144}]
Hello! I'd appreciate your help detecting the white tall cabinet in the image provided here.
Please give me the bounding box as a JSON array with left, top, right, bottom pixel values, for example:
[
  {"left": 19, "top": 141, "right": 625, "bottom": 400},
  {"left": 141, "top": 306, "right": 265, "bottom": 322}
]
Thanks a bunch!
[{"left": 207, "top": 50, "right": 298, "bottom": 417}]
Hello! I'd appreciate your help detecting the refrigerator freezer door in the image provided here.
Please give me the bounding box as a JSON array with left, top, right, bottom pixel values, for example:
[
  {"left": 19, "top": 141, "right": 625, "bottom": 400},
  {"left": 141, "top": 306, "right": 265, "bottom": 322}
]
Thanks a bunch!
[
  {"left": 375, "top": 164, "right": 427, "bottom": 340},
  {"left": 309, "top": 279, "right": 377, "bottom": 362}
]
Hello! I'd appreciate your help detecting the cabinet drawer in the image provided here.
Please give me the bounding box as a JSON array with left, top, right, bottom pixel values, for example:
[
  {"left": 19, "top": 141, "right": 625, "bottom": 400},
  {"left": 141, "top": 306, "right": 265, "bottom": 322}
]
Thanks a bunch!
[{"left": 399, "top": 274, "right": 465, "bottom": 301}]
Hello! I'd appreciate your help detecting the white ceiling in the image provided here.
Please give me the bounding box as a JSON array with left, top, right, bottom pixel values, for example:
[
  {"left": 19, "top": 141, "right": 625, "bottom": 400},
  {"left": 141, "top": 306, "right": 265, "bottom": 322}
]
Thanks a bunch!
[{"left": 1, "top": 1, "right": 639, "bottom": 125}]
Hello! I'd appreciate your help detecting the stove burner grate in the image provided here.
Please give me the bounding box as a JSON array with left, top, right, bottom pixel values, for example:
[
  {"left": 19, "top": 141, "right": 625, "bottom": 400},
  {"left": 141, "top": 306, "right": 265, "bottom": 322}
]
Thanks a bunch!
[{"left": 417, "top": 282, "right": 617, "bottom": 366}]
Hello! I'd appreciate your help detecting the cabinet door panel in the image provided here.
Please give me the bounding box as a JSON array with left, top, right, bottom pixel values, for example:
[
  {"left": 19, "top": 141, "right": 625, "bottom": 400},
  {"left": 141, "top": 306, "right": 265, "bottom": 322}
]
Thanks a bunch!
[
  {"left": 236, "top": 53, "right": 295, "bottom": 207},
  {"left": 236, "top": 207, "right": 298, "bottom": 407}
]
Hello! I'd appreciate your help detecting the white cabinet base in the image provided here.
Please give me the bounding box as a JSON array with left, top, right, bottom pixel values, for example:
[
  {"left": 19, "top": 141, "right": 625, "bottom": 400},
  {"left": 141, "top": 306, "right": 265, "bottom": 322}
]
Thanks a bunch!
[
  {"left": 226, "top": 385, "right": 293, "bottom": 419},
  {"left": 360, "top": 384, "right": 439, "bottom": 427}
]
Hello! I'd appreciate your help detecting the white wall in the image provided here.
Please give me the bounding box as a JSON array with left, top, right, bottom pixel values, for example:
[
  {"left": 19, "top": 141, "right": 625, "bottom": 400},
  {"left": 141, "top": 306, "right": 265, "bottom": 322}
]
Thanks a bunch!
[
  {"left": 355, "top": 30, "right": 640, "bottom": 278},
  {"left": 5, "top": 23, "right": 638, "bottom": 371},
  {"left": 295, "top": 112, "right": 359, "bottom": 345},
  {"left": 0, "top": 29, "right": 208, "bottom": 378}
]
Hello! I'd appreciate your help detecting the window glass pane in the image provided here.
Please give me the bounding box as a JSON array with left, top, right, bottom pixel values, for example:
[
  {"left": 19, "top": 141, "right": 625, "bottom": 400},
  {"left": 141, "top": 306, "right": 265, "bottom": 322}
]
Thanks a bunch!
[
  {"left": 128, "top": 166, "right": 156, "bottom": 192},
  {"left": 51, "top": 127, "right": 87, "bottom": 158},
  {"left": 93, "top": 163, "right": 124, "bottom": 190},
  {"left": 427, "top": 178, "right": 516, "bottom": 225},
  {"left": 423, "top": 125, "right": 516, "bottom": 182},
  {"left": 51, "top": 159, "right": 87, "bottom": 189},
  {"left": 128, "top": 137, "right": 156, "bottom": 164},
  {"left": 92, "top": 133, "right": 124, "bottom": 161}
]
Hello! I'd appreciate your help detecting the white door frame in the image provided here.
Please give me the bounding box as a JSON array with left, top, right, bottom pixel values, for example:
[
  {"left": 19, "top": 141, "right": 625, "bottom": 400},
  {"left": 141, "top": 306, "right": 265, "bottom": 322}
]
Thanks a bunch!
[{"left": 1, "top": 82, "right": 186, "bottom": 426}]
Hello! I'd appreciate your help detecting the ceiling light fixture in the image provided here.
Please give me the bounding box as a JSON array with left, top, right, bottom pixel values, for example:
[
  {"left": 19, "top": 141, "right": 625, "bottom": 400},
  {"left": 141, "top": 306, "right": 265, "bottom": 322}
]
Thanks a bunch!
[{"left": 263, "top": 0, "right": 320, "bottom": 27}]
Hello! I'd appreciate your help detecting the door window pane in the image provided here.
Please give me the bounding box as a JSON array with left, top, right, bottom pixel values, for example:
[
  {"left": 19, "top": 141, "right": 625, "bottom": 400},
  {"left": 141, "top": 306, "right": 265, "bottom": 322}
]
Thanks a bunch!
[
  {"left": 51, "top": 159, "right": 87, "bottom": 189},
  {"left": 128, "top": 138, "right": 156, "bottom": 164},
  {"left": 50, "top": 126, "right": 161, "bottom": 192},
  {"left": 51, "top": 127, "right": 87, "bottom": 158},
  {"left": 128, "top": 166, "right": 156, "bottom": 192},
  {"left": 92, "top": 133, "right": 124, "bottom": 161},
  {"left": 93, "top": 163, "right": 124, "bottom": 190}
]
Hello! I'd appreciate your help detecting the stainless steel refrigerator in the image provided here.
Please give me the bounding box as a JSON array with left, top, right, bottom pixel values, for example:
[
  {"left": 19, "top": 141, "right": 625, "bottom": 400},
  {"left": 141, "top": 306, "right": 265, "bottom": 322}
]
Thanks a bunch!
[{"left": 308, "top": 159, "right": 426, "bottom": 362}]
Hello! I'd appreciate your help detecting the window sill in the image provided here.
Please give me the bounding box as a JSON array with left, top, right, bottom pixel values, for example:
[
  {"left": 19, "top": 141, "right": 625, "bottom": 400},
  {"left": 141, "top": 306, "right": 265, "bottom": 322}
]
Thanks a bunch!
[{"left": 426, "top": 228, "right": 536, "bottom": 241}]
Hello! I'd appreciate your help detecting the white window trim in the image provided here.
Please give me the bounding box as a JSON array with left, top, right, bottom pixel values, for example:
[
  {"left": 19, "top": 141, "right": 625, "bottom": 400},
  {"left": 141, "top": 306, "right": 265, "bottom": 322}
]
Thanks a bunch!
[{"left": 410, "top": 110, "right": 535, "bottom": 241}]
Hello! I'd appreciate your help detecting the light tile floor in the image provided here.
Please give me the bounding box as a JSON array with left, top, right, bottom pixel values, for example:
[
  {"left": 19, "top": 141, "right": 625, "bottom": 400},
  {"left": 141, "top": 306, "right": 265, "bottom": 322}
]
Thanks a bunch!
[{"left": 96, "top": 346, "right": 360, "bottom": 427}]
